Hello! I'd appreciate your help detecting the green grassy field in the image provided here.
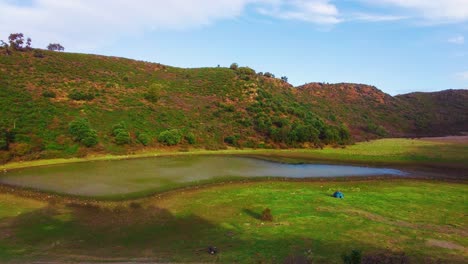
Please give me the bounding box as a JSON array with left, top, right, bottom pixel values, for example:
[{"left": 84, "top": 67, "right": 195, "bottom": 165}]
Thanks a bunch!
[{"left": 0, "top": 180, "right": 466, "bottom": 263}]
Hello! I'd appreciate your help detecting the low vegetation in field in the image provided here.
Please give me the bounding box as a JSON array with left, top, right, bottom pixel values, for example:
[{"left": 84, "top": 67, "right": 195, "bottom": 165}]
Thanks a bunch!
[{"left": 0, "top": 180, "right": 466, "bottom": 263}]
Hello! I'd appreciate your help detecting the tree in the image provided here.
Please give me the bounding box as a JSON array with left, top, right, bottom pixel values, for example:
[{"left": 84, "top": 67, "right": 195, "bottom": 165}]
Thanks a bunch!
[
  {"left": 264, "top": 72, "right": 275, "bottom": 78},
  {"left": 26, "top": 38, "right": 32, "bottom": 50},
  {"left": 230, "top": 63, "right": 239, "bottom": 70},
  {"left": 8, "top": 33, "right": 25, "bottom": 50},
  {"left": 144, "top": 83, "right": 165, "bottom": 102},
  {"left": 0, "top": 40, "right": 11, "bottom": 55},
  {"left": 47, "top": 43, "right": 65, "bottom": 51},
  {"left": 68, "top": 118, "right": 98, "bottom": 147},
  {"left": 158, "top": 129, "right": 182, "bottom": 146},
  {"left": 112, "top": 122, "right": 131, "bottom": 145},
  {"left": 281, "top": 76, "right": 288, "bottom": 82}
]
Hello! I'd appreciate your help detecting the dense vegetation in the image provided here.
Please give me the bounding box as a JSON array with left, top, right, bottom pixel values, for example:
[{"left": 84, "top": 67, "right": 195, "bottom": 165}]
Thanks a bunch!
[{"left": 0, "top": 47, "right": 466, "bottom": 163}]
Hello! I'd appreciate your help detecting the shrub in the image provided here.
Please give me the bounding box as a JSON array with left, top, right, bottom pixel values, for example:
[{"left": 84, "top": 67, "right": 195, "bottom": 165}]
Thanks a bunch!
[
  {"left": 112, "top": 122, "right": 131, "bottom": 145},
  {"left": 81, "top": 130, "right": 99, "bottom": 147},
  {"left": 114, "top": 131, "right": 131, "bottom": 145},
  {"left": 158, "top": 129, "right": 182, "bottom": 146},
  {"left": 144, "top": 83, "right": 163, "bottom": 102},
  {"left": 69, "top": 90, "right": 95, "bottom": 101},
  {"left": 68, "top": 118, "right": 98, "bottom": 147},
  {"left": 10, "top": 143, "right": 31, "bottom": 156},
  {"left": 261, "top": 208, "right": 273, "bottom": 222},
  {"left": 42, "top": 90, "right": 56, "bottom": 98},
  {"left": 224, "top": 135, "right": 240, "bottom": 146},
  {"left": 366, "top": 122, "right": 388, "bottom": 137},
  {"left": 137, "top": 133, "right": 151, "bottom": 146},
  {"left": 230, "top": 63, "right": 239, "bottom": 70},
  {"left": 238, "top": 67, "right": 256, "bottom": 75},
  {"left": 185, "top": 132, "right": 196, "bottom": 144}
]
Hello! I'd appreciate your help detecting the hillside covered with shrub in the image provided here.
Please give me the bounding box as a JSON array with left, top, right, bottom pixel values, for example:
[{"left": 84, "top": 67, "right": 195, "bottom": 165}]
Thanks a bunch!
[{"left": 0, "top": 48, "right": 466, "bottom": 163}]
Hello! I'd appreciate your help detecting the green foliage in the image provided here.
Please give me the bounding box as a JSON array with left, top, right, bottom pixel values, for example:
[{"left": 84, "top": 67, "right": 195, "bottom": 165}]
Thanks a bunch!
[
  {"left": 137, "top": 133, "right": 151, "bottom": 146},
  {"left": 224, "top": 135, "right": 240, "bottom": 146},
  {"left": 144, "top": 83, "right": 163, "bottom": 102},
  {"left": 238, "top": 67, "right": 256, "bottom": 80},
  {"left": 69, "top": 90, "right": 95, "bottom": 101},
  {"left": 366, "top": 122, "right": 388, "bottom": 137},
  {"left": 229, "top": 63, "right": 238, "bottom": 70},
  {"left": 42, "top": 90, "right": 56, "bottom": 98},
  {"left": 322, "top": 126, "right": 340, "bottom": 144},
  {"left": 112, "top": 122, "right": 130, "bottom": 145},
  {"left": 68, "top": 118, "right": 98, "bottom": 147},
  {"left": 114, "top": 131, "right": 131, "bottom": 145},
  {"left": 158, "top": 129, "right": 182, "bottom": 146},
  {"left": 185, "top": 132, "right": 196, "bottom": 145}
]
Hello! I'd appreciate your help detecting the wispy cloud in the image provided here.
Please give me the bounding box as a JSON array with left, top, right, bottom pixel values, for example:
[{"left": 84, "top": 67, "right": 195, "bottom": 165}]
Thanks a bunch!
[
  {"left": 448, "top": 35, "right": 465, "bottom": 44},
  {"left": 365, "top": 0, "right": 468, "bottom": 23},
  {"left": 257, "top": 0, "right": 341, "bottom": 25},
  {"left": 349, "top": 12, "right": 408, "bottom": 22},
  {"left": 456, "top": 71, "right": 468, "bottom": 80}
]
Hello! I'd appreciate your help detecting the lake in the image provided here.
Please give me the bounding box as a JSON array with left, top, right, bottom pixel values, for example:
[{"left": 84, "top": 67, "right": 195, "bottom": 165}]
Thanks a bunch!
[{"left": 0, "top": 155, "right": 406, "bottom": 198}]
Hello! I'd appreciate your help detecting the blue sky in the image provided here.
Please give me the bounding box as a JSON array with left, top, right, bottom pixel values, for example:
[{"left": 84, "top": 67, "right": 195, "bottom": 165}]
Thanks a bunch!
[{"left": 1, "top": 0, "right": 467, "bottom": 95}]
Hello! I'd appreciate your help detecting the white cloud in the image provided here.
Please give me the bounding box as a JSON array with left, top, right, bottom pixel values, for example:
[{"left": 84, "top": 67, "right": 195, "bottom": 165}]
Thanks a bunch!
[
  {"left": 350, "top": 13, "right": 408, "bottom": 22},
  {"left": 258, "top": 0, "right": 341, "bottom": 24},
  {"left": 0, "top": 0, "right": 341, "bottom": 51},
  {"left": 448, "top": 35, "right": 465, "bottom": 44},
  {"left": 368, "top": 0, "right": 468, "bottom": 23},
  {"left": 456, "top": 71, "right": 468, "bottom": 80}
]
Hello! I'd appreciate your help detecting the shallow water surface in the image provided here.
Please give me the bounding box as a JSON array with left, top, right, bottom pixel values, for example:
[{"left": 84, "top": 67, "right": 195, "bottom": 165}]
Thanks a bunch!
[{"left": 0, "top": 156, "right": 406, "bottom": 197}]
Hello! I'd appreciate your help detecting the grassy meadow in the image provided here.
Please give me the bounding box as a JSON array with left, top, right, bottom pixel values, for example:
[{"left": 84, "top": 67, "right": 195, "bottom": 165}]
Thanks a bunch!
[{"left": 0, "top": 180, "right": 466, "bottom": 263}]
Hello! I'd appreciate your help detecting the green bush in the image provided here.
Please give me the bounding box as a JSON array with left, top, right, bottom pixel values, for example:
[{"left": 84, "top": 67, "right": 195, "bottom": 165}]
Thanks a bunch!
[
  {"left": 81, "top": 130, "right": 99, "bottom": 147},
  {"left": 230, "top": 63, "right": 238, "bottom": 70},
  {"left": 238, "top": 67, "right": 256, "bottom": 75},
  {"left": 112, "top": 122, "right": 130, "bottom": 145},
  {"left": 69, "top": 90, "right": 95, "bottom": 101},
  {"left": 115, "top": 131, "right": 131, "bottom": 145},
  {"left": 68, "top": 118, "right": 98, "bottom": 147},
  {"left": 224, "top": 135, "right": 240, "bottom": 146},
  {"left": 366, "top": 122, "right": 388, "bottom": 137},
  {"left": 137, "top": 133, "right": 151, "bottom": 146},
  {"left": 42, "top": 90, "right": 56, "bottom": 98},
  {"left": 158, "top": 129, "right": 182, "bottom": 146},
  {"left": 185, "top": 132, "right": 196, "bottom": 145},
  {"left": 144, "top": 83, "right": 163, "bottom": 102}
]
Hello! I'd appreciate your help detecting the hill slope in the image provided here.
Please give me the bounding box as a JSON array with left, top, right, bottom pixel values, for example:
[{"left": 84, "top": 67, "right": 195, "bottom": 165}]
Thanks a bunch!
[
  {"left": 0, "top": 49, "right": 466, "bottom": 163},
  {"left": 295, "top": 83, "right": 468, "bottom": 140}
]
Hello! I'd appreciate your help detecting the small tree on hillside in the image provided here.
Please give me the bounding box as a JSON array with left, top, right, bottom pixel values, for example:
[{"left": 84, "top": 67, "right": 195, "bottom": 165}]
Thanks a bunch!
[
  {"left": 230, "top": 63, "right": 239, "bottom": 70},
  {"left": 0, "top": 40, "right": 11, "bottom": 55},
  {"left": 8, "top": 33, "right": 33, "bottom": 51},
  {"left": 26, "top": 38, "right": 32, "bottom": 50},
  {"left": 281, "top": 76, "right": 288, "bottom": 82},
  {"left": 47, "top": 43, "right": 65, "bottom": 51},
  {"left": 68, "top": 118, "right": 98, "bottom": 147}
]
